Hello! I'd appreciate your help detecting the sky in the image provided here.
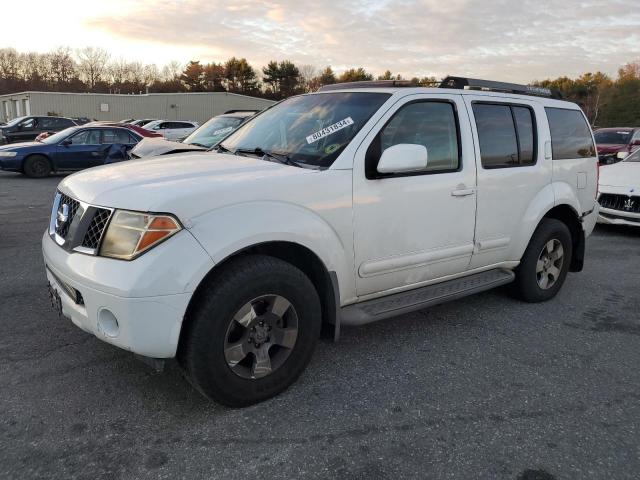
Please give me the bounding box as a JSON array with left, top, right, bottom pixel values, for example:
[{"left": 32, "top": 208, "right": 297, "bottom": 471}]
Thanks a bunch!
[{"left": 1, "top": 0, "right": 639, "bottom": 82}]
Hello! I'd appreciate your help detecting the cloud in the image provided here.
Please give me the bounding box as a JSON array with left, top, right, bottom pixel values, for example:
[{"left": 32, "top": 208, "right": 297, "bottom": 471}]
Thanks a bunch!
[{"left": 84, "top": 0, "right": 640, "bottom": 82}]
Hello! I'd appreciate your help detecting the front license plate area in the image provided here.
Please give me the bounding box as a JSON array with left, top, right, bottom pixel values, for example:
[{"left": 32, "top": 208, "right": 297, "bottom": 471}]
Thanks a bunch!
[{"left": 48, "top": 282, "right": 63, "bottom": 316}]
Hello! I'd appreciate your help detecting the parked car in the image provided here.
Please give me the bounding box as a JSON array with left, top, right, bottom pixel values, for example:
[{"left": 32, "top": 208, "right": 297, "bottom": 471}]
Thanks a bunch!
[
  {"left": 129, "top": 119, "right": 158, "bottom": 127},
  {"left": 130, "top": 111, "right": 258, "bottom": 158},
  {"left": 0, "top": 116, "right": 77, "bottom": 144},
  {"left": 86, "top": 122, "right": 164, "bottom": 139},
  {"left": 597, "top": 148, "right": 640, "bottom": 226},
  {"left": 143, "top": 120, "right": 199, "bottom": 140},
  {"left": 0, "top": 125, "right": 142, "bottom": 177},
  {"left": 43, "top": 77, "right": 598, "bottom": 406},
  {"left": 594, "top": 127, "right": 640, "bottom": 164},
  {"left": 71, "top": 117, "right": 94, "bottom": 125}
]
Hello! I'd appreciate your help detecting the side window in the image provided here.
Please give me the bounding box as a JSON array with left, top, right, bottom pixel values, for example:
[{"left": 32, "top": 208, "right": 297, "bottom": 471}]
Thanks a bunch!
[
  {"left": 40, "top": 118, "right": 56, "bottom": 129},
  {"left": 20, "top": 118, "right": 36, "bottom": 130},
  {"left": 158, "top": 122, "right": 171, "bottom": 129},
  {"left": 366, "top": 101, "right": 460, "bottom": 178},
  {"left": 472, "top": 103, "right": 537, "bottom": 168},
  {"left": 545, "top": 107, "right": 595, "bottom": 159},
  {"left": 102, "top": 129, "right": 135, "bottom": 144},
  {"left": 69, "top": 130, "right": 101, "bottom": 145}
]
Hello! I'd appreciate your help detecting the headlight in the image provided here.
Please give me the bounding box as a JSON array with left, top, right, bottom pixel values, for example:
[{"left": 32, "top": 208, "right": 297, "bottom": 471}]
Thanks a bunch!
[
  {"left": 617, "top": 151, "right": 629, "bottom": 160},
  {"left": 99, "top": 210, "right": 181, "bottom": 260},
  {"left": 0, "top": 152, "right": 17, "bottom": 157}
]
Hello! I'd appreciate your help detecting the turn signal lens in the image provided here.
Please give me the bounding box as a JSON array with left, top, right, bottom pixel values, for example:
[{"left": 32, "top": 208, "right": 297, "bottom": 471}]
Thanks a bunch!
[{"left": 100, "top": 210, "right": 181, "bottom": 260}]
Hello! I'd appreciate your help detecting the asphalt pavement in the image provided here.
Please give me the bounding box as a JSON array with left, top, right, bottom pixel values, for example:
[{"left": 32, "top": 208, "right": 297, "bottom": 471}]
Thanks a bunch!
[{"left": 1, "top": 170, "right": 639, "bottom": 479}]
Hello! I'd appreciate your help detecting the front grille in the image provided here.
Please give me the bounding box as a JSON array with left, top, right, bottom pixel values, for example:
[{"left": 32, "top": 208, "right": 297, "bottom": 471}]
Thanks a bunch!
[
  {"left": 599, "top": 193, "right": 640, "bottom": 214},
  {"left": 600, "top": 213, "right": 640, "bottom": 224},
  {"left": 55, "top": 193, "right": 80, "bottom": 238},
  {"left": 81, "top": 208, "right": 112, "bottom": 249}
]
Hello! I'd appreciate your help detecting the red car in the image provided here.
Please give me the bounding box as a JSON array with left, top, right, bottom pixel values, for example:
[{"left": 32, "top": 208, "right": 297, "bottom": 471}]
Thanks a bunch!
[
  {"left": 594, "top": 127, "right": 640, "bottom": 164},
  {"left": 36, "top": 122, "right": 164, "bottom": 142},
  {"left": 87, "top": 122, "right": 164, "bottom": 138}
]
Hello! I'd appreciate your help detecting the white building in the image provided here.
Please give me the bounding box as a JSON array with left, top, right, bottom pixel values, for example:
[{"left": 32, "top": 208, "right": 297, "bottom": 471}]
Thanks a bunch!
[{"left": 0, "top": 91, "right": 275, "bottom": 124}]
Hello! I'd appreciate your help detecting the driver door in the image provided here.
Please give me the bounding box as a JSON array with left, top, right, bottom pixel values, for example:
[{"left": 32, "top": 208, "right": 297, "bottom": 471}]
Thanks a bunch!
[
  {"left": 352, "top": 94, "right": 477, "bottom": 297},
  {"left": 55, "top": 129, "right": 105, "bottom": 169}
]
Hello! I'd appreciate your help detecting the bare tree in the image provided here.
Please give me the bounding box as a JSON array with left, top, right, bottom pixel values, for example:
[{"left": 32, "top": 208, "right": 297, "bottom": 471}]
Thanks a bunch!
[
  {"left": 76, "top": 47, "right": 110, "bottom": 89},
  {"left": 299, "top": 64, "right": 317, "bottom": 92}
]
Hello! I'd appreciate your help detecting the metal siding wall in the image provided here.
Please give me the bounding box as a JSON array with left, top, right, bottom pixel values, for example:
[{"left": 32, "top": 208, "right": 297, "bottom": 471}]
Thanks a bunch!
[{"left": 0, "top": 92, "right": 274, "bottom": 124}]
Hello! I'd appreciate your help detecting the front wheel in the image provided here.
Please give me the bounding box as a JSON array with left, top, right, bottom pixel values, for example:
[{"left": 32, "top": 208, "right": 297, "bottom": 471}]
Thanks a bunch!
[
  {"left": 178, "top": 255, "right": 321, "bottom": 407},
  {"left": 511, "top": 218, "right": 573, "bottom": 303},
  {"left": 23, "top": 155, "right": 51, "bottom": 178}
]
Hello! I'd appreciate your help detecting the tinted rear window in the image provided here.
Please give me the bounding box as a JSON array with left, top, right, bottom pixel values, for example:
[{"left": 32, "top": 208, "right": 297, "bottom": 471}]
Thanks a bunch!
[{"left": 545, "top": 108, "right": 595, "bottom": 159}]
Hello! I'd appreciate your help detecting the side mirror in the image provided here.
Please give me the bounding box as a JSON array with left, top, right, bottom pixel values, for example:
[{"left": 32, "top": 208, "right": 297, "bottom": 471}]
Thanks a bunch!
[
  {"left": 377, "top": 144, "right": 428, "bottom": 174},
  {"left": 61, "top": 139, "right": 72, "bottom": 147}
]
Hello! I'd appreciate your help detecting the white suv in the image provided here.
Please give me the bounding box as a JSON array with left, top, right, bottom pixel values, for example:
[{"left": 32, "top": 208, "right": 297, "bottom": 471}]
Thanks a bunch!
[{"left": 43, "top": 77, "right": 599, "bottom": 406}]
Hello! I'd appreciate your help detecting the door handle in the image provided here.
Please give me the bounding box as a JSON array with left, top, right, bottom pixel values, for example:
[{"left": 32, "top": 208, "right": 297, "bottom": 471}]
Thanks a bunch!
[
  {"left": 91, "top": 152, "right": 100, "bottom": 157},
  {"left": 451, "top": 188, "right": 476, "bottom": 197}
]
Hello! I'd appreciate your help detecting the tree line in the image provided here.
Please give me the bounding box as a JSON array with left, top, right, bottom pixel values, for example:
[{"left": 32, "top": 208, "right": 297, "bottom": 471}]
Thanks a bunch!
[{"left": 0, "top": 46, "right": 638, "bottom": 126}]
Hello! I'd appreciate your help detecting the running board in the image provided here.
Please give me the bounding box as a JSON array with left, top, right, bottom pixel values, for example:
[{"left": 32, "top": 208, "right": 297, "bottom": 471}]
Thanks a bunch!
[{"left": 340, "top": 269, "right": 515, "bottom": 326}]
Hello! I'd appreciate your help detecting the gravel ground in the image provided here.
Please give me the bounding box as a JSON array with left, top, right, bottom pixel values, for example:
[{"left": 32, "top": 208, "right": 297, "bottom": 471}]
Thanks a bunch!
[{"left": 1, "top": 170, "right": 639, "bottom": 480}]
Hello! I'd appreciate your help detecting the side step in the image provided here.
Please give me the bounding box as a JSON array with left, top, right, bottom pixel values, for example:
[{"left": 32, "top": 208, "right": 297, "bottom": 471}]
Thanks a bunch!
[{"left": 340, "top": 268, "right": 515, "bottom": 326}]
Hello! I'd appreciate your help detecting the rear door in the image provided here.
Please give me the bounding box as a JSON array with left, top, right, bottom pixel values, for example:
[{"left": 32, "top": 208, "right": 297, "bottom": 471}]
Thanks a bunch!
[
  {"left": 463, "top": 96, "right": 551, "bottom": 268},
  {"left": 545, "top": 107, "right": 598, "bottom": 213}
]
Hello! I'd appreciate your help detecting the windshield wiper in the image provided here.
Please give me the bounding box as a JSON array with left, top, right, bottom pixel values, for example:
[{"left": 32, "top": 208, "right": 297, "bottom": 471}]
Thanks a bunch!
[
  {"left": 188, "top": 142, "right": 209, "bottom": 148},
  {"left": 233, "top": 147, "right": 303, "bottom": 168},
  {"left": 213, "top": 143, "right": 231, "bottom": 153}
]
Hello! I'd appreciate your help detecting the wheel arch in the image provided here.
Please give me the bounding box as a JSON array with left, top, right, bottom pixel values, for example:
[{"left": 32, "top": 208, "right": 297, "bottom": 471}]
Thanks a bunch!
[
  {"left": 179, "top": 240, "right": 340, "bottom": 357},
  {"left": 23, "top": 152, "right": 54, "bottom": 172},
  {"left": 542, "top": 204, "right": 584, "bottom": 272}
]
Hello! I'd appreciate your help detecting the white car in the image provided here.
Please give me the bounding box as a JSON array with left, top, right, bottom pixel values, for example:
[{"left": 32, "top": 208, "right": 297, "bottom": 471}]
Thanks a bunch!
[
  {"left": 42, "top": 77, "right": 599, "bottom": 406},
  {"left": 143, "top": 120, "right": 199, "bottom": 140},
  {"left": 597, "top": 148, "right": 640, "bottom": 226}
]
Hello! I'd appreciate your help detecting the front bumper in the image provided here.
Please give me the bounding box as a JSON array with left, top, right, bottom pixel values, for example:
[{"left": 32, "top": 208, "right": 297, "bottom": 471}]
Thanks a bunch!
[
  {"left": 598, "top": 208, "right": 640, "bottom": 227},
  {"left": 42, "top": 230, "right": 215, "bottom": 358}
]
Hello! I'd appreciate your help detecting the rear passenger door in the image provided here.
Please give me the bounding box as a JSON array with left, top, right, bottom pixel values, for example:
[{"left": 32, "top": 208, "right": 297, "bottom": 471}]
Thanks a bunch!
[{"left": 463, "top": 96, "right": 551, "bottom": 269}]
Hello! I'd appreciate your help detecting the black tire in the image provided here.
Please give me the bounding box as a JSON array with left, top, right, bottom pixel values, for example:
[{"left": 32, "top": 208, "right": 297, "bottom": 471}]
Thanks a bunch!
[
  {"left": 512, "top": 218, "right": 573, "bottom": 303},
  {"left": 22, "top": 155, "right": 51, "bottom": 178},
  {"left": 178, "top": 254, "right": 322, "bottom": 407}
]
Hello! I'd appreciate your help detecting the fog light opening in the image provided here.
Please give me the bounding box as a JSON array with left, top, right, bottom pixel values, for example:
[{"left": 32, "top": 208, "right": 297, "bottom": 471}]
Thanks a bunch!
[{"left": 97, "top": 309, "right": 120, "bottom": 338}]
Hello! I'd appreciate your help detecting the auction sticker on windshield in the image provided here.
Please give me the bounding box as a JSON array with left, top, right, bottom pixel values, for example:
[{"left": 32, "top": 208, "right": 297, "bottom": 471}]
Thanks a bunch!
[
  {"left": 212, "top": 127, "right": 234, "bottom": 136},
  {"left": 306, "top": 117, "right": 354, "bottom": 144}
]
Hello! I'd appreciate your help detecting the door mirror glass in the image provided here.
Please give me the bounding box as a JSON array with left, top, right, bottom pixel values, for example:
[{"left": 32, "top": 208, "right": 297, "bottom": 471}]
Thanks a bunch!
[
  {"left": 61, "top": 139, "right": 72, "bottom": 146},
  {"left": 377, "top": 143, "right": 428, "bottom": 174}
]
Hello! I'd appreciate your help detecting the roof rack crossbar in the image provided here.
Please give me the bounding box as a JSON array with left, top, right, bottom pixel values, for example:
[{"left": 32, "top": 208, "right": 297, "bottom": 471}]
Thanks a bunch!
[{"left": 439, "top": 76, "right": 562, "bottom": 99}]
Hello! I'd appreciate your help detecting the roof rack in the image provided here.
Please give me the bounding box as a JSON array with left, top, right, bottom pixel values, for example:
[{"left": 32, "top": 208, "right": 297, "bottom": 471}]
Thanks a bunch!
[
  {"left": 317, "top": 76, "right": 562, "bottom": 99},
  {"left": 318, "top": 80, "right": 417, "bottom": 91},
  {"left": 439, "top": 76, "right": 561, "bottom": 99}
]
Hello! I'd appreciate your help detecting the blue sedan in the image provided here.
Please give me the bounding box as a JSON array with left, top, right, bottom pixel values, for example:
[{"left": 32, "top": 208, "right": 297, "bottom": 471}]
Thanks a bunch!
[{"left": 0, "top": 126, "right": 142, "bottom": 178}]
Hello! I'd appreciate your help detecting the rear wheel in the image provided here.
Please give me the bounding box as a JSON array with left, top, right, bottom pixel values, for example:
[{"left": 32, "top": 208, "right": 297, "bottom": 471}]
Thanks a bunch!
[
  {"left": 512, "top": 218, "right": 572, "bottom": 303},
  {"left": 23, "top": 155, "right": 51, "bottom": 178},
  {"left": 179, "top": 255, "right": 321, "bottom": 407}
]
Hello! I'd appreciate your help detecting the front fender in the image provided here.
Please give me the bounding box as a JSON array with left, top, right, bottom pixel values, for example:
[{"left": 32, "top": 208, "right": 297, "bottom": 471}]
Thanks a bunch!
[{"left": 188, "top": 201, "right": 356, "bottom": 303}]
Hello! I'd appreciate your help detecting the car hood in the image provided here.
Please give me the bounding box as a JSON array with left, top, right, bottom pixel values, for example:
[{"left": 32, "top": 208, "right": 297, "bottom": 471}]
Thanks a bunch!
[
  {"left": 130, "top": 137, "right": 206, "bottom": 158},
  {"left": 599, "top": 162, "right": 640, "bottom": 188},
  {"left": 0, "top": 141, "right": 42, "bottom": 151},
  {"left": 58, "top": 152, "right": 319, "bottom": 219},
  {"left": 597, "top": 144, "right": 627, "bottom": 154}
]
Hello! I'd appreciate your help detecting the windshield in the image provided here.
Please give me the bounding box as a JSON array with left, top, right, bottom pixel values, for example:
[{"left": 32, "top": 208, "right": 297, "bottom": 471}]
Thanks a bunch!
[
  {"left": 184, "top": 116, "right": 244, "bottom": 147},
  {"left": 624, "top": 150, "right": 640, "bottom": 162},
  {"left": 4, "top": 116, "right": 28, "bottom": 127},
  {"left": 220, "top": 92, "right": 391, "bottom": 168},
  {"left": 594, "top": 130, "right": 632, "bottom": 144},
  {"left": 41, "top": 127, "right": 79, "bottom": 144}
]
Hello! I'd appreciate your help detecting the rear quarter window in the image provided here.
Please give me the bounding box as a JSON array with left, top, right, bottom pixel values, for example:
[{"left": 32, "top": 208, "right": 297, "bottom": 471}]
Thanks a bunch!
[{"left": 545, "top": 107, "right": 595, "bottom": 159}]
